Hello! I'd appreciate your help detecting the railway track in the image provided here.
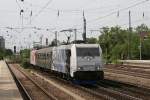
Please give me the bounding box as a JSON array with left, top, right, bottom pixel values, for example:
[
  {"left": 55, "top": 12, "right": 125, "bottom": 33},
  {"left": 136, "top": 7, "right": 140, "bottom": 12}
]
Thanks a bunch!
[
  {"left": 93, "top": 85, "right": 142, "bottom": 100},
  {"left": 29, "top": 66, "right": 144, "bottom": 100},
  {"left": 105, "top": 64, "right": 150, "bottom": 74},
  {"left": 104, "top": 64, "right": 150, "bottom": 99},
  {"left": 14, "top": 64, "right": 108, "bottom": 100},
  {"left": 8, "top": 63, "right": 57, "bottom": 100},
  {"left": 120, "top": 64, "right": 150, "bottom": 70},
  {"left": 98, "top": 79, "right": 150, "bottom": 100},
  {"left": 105, "top": 67, "right": 150, "bottom": 79},
  {"left": 31, "top": 70, "right": 113, "bottom": 100},
  {"left": 8, "top": 63, "right": 149, "bottom": 100}
]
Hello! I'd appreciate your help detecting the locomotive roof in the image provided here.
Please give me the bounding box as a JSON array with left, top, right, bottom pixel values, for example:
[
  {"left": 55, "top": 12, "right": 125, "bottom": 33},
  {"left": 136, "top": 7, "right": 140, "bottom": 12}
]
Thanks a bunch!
[
  {"left": 53, "top": 45, "right": 71, "bottom": 50},
  {"left": 75, "top": 44, "right": 99, "bottom": 48},
  {"left": 35, "top": 44, "right": 100, "bottom": 53},
  {"left": 36, "top": 47, "right": 52, "bottom": 53}
]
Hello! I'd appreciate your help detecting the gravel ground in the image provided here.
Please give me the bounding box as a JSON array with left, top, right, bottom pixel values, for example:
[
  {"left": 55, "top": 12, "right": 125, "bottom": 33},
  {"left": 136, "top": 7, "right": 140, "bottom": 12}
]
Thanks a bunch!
[
  {"left": 15, "top": 64, "right": 106, "bottom": 100},
  {"left": 9, "top": 64, "right": 52, "bottom": 100},
  {"left": 104, "top": 70, "right": 150, "bottom": 89}
]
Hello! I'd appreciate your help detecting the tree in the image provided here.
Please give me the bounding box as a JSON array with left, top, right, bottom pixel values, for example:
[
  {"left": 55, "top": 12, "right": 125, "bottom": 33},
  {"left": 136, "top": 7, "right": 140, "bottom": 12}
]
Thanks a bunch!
[
  {"left": 0, "top": 49, "right": 5, "bottom": 59},
  {"left": 135, "top": 24, "right": 149, "bottom": 33},
  {"left": 20, "top": 49, "right": 30, "bottom": 59},
  {"left": 5, "top": 49, "right": 13, "bottom": 56},
  {"left": 98, "top": 24, "right": 150, "bottom": 63},
  {"left": 87, "top": 37, "right": 97, "bottom": 44}
]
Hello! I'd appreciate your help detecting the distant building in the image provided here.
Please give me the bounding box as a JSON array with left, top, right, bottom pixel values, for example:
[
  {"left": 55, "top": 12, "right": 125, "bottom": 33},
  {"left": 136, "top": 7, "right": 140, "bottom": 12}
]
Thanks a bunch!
[{"left": 0, "top": 36, "right": 5, "bottom": 49}]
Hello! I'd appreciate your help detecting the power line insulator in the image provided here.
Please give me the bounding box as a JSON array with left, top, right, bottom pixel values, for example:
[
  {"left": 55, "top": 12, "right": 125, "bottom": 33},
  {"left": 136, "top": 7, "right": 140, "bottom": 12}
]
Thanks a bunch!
[
  {"left": 20, "top": 9, "right": 24, "bottom": 15},
  {"left": 20, "top": 9, "right": 24, "bottom": 13}
]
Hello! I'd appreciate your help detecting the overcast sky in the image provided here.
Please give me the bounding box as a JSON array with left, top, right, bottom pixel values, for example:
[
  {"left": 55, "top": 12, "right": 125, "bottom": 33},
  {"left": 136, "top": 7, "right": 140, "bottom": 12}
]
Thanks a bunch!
[{"left": 0, "top": 0, "right": 150, "bottom": 51}]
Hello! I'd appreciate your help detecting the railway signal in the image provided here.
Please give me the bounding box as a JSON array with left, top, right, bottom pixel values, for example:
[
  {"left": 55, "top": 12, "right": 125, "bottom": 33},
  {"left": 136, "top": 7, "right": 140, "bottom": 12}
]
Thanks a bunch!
[{"left": 14, "top": 46, "right": 16, "bottom": 54}]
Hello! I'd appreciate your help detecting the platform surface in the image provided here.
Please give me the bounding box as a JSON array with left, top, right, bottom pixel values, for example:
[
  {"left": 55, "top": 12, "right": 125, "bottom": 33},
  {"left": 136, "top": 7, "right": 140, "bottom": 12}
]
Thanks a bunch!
[{"left": 0, "top": 61, "right": 22, "bottom": 100}]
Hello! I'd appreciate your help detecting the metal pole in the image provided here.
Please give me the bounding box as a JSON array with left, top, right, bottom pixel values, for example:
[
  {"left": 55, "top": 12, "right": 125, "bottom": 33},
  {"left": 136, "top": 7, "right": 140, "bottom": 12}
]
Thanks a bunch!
[
  {"left": 140, "top": 38, "right": 142, "bottom": 60},
  {"left": 128, "top": 10, "right": 132, "bottom": 59},
  {"left": 55, "top": 31, "right": 57, "bottom": 46},
  {"left": 83, "top": 11, "right": 86, "bottom": 43},
  {"left": 20, "top": 9, "right": 24, "bottom": 30},
  {"left": 40, "top": 36, "right": 42, "bottom": 46},
  {"left": 74, "top": 29, "right": 77, "bottom": 43}
]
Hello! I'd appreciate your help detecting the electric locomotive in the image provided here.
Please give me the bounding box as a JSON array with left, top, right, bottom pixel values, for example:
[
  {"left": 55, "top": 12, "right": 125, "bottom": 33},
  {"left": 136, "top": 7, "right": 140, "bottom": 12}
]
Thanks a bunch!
[{"left": 30, "top": 44, "right": 104, "bottom": 84}]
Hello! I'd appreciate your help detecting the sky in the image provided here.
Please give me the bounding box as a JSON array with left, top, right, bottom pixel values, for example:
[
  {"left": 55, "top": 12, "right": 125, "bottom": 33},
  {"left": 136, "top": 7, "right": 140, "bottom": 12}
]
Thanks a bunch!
[{"left": 0, "top": 0, "right": 150, "bottom": 51}]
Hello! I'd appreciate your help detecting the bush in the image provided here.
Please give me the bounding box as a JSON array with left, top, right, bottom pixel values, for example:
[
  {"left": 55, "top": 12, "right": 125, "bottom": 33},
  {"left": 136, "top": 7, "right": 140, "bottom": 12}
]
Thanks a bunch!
[
  {"left": 0, "top": 56, "right": 3, "bottom": 60},
  {"left": 21, "top": 60, "right": 30, "bottom": 69}
]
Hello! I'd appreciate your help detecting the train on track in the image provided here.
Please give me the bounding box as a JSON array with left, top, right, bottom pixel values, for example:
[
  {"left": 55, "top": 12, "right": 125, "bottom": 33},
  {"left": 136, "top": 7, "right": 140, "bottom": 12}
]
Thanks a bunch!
[{"left": 30, "top": 44, "right": 104, "bottom": 84}]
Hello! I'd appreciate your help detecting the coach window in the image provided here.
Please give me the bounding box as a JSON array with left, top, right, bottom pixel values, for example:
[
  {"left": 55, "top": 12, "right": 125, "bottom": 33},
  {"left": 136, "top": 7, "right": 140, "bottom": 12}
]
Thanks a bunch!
[
  {"left": 42, "top": 54, "right": 44, "bottom": 59},
  {"left": 42, "top": 54, "right": 43, "bottom": 59},
  {"left": 44, "top": 54, "right": 46, "bottom": 59},
  {"left": 39, "top": 54, "right": 41, "bottom": 59},
  {"left": 41, "top": 54, "right": 43, "bottom": 59},
  {"left": 36, "top": 54, "right": 38, "bottom": 58},
  {"left": 47, "top": 53, "right": 49, "bottom": 58},
  {"left": 40, "top": 54, "right": 42, "bottom": 59}
]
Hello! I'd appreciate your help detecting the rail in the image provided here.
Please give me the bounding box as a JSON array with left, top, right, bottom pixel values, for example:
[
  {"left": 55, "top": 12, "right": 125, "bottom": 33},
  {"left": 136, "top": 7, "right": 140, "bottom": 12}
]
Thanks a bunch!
[
  {"left": 6, "top": 62, "right": 57, "bottom": 100},
  {"left": 6, "top": 61, "right": 32, "bottom": 100}
]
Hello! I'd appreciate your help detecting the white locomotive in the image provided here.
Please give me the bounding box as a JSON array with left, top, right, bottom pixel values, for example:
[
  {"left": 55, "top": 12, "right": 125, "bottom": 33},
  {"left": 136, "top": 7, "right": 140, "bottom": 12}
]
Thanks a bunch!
[{"left": 30, "top": 44, "right": 104, "bottom": 84}]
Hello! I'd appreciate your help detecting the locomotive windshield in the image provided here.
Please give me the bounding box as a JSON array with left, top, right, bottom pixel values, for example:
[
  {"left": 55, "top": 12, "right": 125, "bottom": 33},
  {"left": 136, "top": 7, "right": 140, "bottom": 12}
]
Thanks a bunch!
[{"left": 76, "top": 47, "right": 100, "bottom": 57}]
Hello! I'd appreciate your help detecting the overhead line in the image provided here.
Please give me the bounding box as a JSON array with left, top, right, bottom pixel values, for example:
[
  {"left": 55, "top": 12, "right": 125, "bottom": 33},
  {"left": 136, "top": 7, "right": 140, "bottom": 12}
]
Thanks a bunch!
[
  {"left": 16, "top": 0, "right": 22, "bottom": 9},
  {"left": 29, "top": 0, "right": 53, "bottom": 24},
  {"left": 88, "top": 0, "right": 149, "bottom": 23},
  {"left": 119, "top": 17, "right": 150, "bottom": 27},
  {"left": 70, "top": 17, "right": 150, "bottom": 33},
  {"left": 24, "top": 0, "right": 141, "bottom": 13},
  {"left": 70, "top": 0, "right": 149, "bottom": 30}
]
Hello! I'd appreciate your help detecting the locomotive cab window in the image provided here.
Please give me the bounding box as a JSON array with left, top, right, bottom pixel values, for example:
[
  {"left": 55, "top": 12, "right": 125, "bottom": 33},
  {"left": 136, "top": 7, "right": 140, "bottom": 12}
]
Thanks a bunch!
[{"left": 76, "top": 47, "right": 100, "bottom": 57}]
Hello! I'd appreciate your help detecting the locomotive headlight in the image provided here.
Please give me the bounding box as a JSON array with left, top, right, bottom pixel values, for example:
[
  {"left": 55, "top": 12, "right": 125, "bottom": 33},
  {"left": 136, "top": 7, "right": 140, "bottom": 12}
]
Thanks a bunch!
[
  {"left": 96, "top": 66, "right": 101, "bottom": 70},
  {"left": 77, "top": 67, "right": 83, "bottom": 71},
  {"left": 95, "top": 63, "right": 101, "bottom": 70},
  {"left": 77, "top": 67, "right": 81, "bottom": 70}
]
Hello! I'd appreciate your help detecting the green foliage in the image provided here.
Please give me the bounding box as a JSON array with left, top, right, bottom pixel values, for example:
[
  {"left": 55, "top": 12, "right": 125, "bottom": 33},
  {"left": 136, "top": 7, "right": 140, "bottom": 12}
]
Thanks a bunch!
[
  {"left": 135, "top": 24, "right": 149, "bottom": 33},
  {"left": 87, "top": 37, "right": 97, "bottom": 44},
  {"left": 5, "top": 49, "right": 13, "bottom": 57},
  {"left": 8, "top": 49, "right": 30, "bottom": 64},
  {"left": 0, "top": 49, "right": 5, "bottom": 59},
  {"left": 142, "top": 38, "right": 150, "bottom": 59},
  {"left": 19, "top": 49, "right": 30, "bottom": 68},
  {"left": 20, "top": 49, "right": 30, "bottom": 60},
  {"left": 0, "top": 49, "right": 13, "bottom": 59},
  {"left": 97, "top": 24, "right": 150, "bottom": 63},
  {"left": 21, "top": 60, "right": 30, "bottom": 69}
]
